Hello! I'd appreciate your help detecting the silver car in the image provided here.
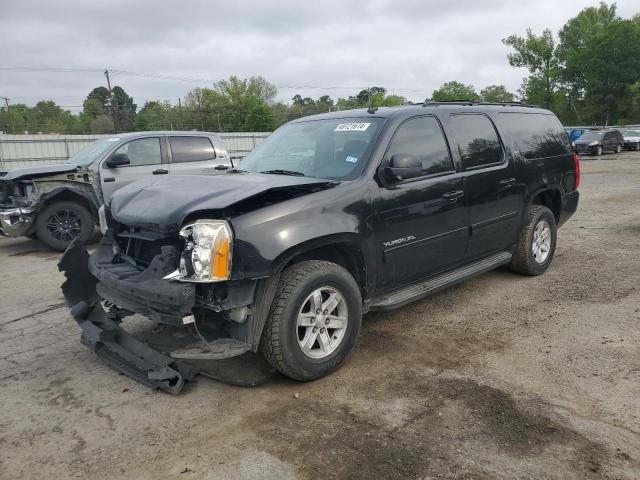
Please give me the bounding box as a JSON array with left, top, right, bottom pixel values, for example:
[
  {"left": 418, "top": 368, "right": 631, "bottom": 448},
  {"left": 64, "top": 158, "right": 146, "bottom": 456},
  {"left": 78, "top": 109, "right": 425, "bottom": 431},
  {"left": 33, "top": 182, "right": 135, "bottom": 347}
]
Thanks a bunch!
[{"left": 0, "top": 131, "right": 232, "bottom": 250}]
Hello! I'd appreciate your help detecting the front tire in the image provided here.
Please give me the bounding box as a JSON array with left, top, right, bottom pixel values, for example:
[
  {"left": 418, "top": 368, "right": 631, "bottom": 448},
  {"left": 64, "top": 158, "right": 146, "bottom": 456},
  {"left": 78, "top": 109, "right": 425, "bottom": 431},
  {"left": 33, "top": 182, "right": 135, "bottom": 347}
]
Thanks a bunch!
[
  {"left": 35, "top": 201, "right": 95, "bottom": 251},
  {"left": 260, "top": 260, "right": 362, "bottom": 381},
  {"left": 510, "top": 205, "right": 557, "bottom": 276},
  {"left": 595, "top": 145, "right": 603, "bottom": 156}
]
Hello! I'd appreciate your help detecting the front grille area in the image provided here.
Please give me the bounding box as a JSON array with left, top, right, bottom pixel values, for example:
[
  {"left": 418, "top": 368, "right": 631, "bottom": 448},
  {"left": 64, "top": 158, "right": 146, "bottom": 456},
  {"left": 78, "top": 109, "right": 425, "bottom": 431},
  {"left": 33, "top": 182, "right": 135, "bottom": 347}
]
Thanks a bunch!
[{"left": 113, "top": 222, "right": 184, "bottom": 269}]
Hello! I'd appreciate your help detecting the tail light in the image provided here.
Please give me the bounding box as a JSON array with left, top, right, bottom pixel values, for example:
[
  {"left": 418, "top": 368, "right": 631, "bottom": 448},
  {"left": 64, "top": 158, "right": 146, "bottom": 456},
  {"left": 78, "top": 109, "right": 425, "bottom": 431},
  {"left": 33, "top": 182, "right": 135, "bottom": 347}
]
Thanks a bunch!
[{"left": 572, "top": 152, "right": 580, "bottom": 190}]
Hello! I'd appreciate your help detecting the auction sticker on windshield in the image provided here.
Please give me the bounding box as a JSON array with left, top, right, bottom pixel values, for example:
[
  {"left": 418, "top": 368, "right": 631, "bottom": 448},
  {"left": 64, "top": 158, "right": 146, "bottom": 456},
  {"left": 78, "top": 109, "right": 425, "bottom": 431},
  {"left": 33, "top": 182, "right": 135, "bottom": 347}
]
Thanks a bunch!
[{"left": 334, "top": 122, "right": 371, "bottom": 132}]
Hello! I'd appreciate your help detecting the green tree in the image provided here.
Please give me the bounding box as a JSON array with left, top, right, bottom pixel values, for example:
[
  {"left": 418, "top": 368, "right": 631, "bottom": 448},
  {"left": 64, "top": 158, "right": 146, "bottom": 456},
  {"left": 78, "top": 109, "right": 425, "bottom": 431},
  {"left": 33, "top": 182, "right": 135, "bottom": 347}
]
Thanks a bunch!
[
  {"left": 430, "top": 81, "right": 479, "bottom": 101},
  {"left": 91, "top": 115, "right": 115, "bottom": 134},
  {"left": 110, "top": 86, "right": 136, "bottom": 132},
  {"left": 480, "top": 85, "right": 515, "bottom": 102},
  {"left": 502, "top": 29, "right": 561, "bottom": 109}
]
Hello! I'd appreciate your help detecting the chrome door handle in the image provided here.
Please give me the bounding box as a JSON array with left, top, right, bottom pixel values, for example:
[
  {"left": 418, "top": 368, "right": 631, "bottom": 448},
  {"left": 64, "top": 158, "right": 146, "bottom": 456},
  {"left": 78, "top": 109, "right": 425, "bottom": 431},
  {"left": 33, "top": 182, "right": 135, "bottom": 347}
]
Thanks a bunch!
[
  {"left": 214, "top": 164, "right": 229, "bottom": 170},
  {"left": 153, "top": 169, "right": 169, "bottom": 175},
  {"left": 442, "top": 190, "right": 464, "bottom": 201},
  {"left": 499, "top": 177, "right": 516, "bottom": 186}
]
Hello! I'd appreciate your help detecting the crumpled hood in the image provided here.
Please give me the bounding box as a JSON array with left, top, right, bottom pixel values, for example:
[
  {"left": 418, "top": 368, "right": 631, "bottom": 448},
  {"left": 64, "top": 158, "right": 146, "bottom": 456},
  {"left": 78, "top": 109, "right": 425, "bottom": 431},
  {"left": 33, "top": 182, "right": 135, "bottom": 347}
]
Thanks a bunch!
[
  {"left": 110, "top": 173, "right": 336, "bottom": 231},
  {"left": 0, "top": 163, "right": 81, "bottom": 181}
]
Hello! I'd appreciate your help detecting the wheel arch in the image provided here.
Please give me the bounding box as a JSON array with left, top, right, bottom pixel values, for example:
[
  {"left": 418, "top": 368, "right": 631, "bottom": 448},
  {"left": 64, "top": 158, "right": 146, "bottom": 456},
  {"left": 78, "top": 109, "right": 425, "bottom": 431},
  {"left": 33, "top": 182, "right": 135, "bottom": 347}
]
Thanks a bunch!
[
  {"left": 528, "top": 187, "right": 562, "bottom": 224},
  {"left": 38, "top": 187, "right": 100, "bottom": 219}
]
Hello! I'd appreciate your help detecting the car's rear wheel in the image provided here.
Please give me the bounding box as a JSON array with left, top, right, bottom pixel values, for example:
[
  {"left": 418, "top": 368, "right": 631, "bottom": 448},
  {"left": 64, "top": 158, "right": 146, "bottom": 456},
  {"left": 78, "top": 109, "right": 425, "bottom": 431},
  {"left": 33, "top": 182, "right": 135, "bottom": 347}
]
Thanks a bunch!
[
  {"left": 635, "top": 144, "right": 640, "bottom": 151},
  {"left": 35, "top": 201, "right": 95, "bottom": 251},
  {"left": 615, "top": 144, "right": 622, "bottom": 153},
  {"left": 510, "top": 205, "right": 557, "bottom": 276},
  {"left": 260, "top": 260, "right": 362, "bottom": 381}
]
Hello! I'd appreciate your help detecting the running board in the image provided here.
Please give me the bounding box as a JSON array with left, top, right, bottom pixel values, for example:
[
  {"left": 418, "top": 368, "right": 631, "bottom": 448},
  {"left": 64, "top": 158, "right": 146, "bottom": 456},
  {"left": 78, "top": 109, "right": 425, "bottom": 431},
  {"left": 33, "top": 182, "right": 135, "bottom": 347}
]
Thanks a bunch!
[{"left": 369, "top": 251, "right": 512, "bottom": 311}]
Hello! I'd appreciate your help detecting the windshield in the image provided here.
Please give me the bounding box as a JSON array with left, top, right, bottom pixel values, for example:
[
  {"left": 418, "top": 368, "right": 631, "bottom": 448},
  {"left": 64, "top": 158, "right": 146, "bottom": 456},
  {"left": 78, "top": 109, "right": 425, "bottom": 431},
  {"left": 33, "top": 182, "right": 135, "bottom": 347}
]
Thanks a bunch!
[
  {"left": 238, "top": 117, "right": 384, "bottom": 180},
  {"left": 624, "top": 130, "right": 640, "bottom": 136},
  {"left": 579, "top": 132, "right": 604, "bottom": 141},
  {"left": 67, "top": 137, "right": 121, "bottom": 166}
]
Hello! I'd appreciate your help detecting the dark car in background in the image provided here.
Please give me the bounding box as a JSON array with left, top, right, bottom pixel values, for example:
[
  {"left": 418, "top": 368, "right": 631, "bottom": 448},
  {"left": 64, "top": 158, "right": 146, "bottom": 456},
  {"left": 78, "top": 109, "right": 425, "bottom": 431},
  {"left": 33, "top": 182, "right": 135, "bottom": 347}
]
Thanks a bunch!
[
  {"left": 623, "top": 129, "right": 640, "bottom": 151},
  {"left": 572, "top": 129, "right": 623, "bottom": 156}
]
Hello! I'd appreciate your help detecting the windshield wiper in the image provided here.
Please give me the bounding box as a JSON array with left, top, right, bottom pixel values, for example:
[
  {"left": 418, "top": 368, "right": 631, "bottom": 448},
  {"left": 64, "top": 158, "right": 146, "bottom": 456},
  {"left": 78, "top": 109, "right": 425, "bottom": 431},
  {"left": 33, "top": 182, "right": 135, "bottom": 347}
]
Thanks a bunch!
[
  {"left": 227, "top": 168, "right": 247, "bottom": 173},
  {"left": 259, "top": 169, "right": 306, "bottom": 177}
]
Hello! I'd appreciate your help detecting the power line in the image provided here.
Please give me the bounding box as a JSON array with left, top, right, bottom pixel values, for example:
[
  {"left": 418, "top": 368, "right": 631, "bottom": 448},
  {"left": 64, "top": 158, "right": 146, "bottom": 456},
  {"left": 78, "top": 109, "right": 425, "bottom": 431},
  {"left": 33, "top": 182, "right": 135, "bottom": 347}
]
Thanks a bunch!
[{"left": 0, "top": 66, "right": 434, "bottom": 93}]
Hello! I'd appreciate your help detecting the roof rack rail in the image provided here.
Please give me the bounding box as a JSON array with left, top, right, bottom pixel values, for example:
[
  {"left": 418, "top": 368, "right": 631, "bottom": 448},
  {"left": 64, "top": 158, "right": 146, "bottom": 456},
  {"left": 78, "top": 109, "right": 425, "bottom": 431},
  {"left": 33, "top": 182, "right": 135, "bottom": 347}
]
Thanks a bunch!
[{"left": 422, "top": 100, "right": 539, "bottom": 108}]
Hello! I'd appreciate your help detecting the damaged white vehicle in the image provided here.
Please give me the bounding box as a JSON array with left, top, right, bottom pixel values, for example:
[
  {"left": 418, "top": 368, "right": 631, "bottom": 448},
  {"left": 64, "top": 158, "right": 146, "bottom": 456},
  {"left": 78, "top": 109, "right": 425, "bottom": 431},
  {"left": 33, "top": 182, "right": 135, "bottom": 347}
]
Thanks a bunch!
[{"left": 0, "top": 132, "right": 231, "bottom": 250}]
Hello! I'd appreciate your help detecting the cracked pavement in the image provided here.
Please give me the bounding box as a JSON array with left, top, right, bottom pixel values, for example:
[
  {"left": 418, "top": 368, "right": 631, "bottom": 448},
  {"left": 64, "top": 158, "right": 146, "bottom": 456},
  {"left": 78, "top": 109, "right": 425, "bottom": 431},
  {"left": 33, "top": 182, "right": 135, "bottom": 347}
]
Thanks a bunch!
[{"left": 0, "top": 152, "right": 639, "bottom": 479}]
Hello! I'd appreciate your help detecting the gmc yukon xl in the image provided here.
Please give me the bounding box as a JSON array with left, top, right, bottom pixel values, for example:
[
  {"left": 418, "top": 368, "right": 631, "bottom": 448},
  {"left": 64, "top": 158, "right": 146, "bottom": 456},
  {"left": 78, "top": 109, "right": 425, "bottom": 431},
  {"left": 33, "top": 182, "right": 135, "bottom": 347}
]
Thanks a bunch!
[{"left": 60, "top": 102, "right": 580, "bottom": 393}]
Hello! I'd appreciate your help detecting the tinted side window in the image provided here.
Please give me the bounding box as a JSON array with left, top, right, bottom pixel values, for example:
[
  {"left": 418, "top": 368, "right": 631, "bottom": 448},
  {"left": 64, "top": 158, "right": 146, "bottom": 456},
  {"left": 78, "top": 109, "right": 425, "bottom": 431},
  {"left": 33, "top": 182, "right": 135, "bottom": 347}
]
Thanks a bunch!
[
  {"left": 170, "top": 136, "right": 216, "bottom": 163},
  {"left": 450, "top": 114, "right": 502, "bottom": 169},
  {"left": 497, "top": 113, "right": 570, "bottom": 159},
  {"left": 112, "top": 137, "right": 162, "bottom": 167},
  {"left": 387, "top": 116, "right": 453, "bottom": 176}
]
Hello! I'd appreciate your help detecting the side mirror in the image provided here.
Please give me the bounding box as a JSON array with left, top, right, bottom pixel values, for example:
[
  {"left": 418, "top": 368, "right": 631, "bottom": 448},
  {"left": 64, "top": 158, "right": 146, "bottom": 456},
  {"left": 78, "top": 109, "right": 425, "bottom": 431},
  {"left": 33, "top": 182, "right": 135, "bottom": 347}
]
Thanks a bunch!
[
  {"left": 384, "top": 153, "right": 422, "bottom": 182},
  {"left": 105, "top": 153, "right": 130, "bottom": 168}
]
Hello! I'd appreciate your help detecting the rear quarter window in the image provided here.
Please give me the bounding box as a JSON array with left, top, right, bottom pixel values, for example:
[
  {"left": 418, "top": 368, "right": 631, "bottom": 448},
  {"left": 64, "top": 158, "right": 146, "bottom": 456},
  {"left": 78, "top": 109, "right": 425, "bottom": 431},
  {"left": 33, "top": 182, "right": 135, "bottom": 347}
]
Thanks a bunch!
[
  {"left": 497, "top": 113, "right": 570, "bottom": 159},
  {"left": 169, "top": 136, "right": 216, "bottom": 163}
]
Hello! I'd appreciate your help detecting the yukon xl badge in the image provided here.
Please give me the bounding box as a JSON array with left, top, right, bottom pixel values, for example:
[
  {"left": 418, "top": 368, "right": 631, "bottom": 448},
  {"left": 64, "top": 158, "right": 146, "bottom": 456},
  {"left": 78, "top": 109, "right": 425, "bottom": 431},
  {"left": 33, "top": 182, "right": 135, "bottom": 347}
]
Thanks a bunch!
[{"left": 383, "top": 235, "right": 417, "bottom": 248}]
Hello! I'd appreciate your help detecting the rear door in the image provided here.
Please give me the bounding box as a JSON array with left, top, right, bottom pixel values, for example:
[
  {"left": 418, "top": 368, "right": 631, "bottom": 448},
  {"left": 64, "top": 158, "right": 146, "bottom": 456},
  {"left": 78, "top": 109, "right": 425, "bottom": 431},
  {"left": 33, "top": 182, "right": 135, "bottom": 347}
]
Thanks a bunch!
[
  {"left": 100, "top": 136, "right": 167, "bottom": 202},
  {"left": 447, "top": 113, "right": 522, "bottom": 260},
  {"left": 168, "top": 136, "right": 231, "bottom": 175}
]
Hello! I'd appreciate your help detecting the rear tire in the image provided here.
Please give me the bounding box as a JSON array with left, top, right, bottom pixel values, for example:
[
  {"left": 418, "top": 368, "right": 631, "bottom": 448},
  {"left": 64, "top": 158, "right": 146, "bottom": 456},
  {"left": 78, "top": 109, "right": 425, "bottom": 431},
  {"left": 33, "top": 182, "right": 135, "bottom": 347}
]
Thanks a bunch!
[
  {"left": 635, "top": 144, "right": 640, "bottom": 152},
  {"left": 615, "top": 144, "right": 622, "bottom": 153},
  {"left": 260, "top": 260, "right": 362, "bottom": 381},
  {"left": 510, "top": 205, "right": 557, "bottom": 276},
  {"left": 35, "top": 201, "right": 95, "bottom": 251}
]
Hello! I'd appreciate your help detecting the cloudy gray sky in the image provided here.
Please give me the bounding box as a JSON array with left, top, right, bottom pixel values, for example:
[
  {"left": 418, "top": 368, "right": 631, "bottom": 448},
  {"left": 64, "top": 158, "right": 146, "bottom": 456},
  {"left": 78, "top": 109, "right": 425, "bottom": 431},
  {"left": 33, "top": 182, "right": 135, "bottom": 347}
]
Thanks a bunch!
[{"left": 1, "top": 0, "right": 638, "bottom": 112}]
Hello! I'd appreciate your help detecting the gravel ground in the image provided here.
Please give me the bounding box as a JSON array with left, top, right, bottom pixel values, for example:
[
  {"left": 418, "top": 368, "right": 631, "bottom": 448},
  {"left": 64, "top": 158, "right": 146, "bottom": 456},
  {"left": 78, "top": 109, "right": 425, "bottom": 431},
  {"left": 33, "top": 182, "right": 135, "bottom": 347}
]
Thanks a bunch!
[{"left": 1, "top": 151, "right": 639, "bottom": 480}]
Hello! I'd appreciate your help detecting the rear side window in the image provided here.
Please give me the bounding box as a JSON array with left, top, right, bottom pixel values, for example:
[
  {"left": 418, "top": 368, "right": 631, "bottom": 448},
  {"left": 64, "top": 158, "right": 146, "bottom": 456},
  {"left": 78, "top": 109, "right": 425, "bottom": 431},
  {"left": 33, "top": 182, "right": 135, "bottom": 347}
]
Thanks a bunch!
[
  {"left": 169, "top": 136, "right": 216, "bottom": 163},
  {"left": 497, "top": 113, "right": 570, "bottom": 159},
  {"left": 386, "top": 116, "right": 454, "bottom": 176},
  {"left": 449, "top": 114, "right": 503, "bottom": 169}
]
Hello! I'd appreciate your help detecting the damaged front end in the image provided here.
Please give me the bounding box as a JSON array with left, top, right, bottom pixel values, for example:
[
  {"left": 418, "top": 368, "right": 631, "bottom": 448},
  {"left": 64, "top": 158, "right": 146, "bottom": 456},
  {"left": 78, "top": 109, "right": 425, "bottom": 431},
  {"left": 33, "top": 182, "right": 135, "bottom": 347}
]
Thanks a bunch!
[
  {"left": 0, "top": 165, "right": 96, "bottom": 238},
  {"left": 58, "top": 224, "right": 278, "bottom": 394}
]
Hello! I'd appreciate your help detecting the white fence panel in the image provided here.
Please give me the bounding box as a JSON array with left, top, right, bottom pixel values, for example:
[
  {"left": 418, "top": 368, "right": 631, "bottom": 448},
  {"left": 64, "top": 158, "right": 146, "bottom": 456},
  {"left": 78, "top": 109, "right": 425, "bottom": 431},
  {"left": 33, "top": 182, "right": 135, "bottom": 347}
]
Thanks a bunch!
[{"left": 0, "top": 132, "right": 271, "bottom": 170}]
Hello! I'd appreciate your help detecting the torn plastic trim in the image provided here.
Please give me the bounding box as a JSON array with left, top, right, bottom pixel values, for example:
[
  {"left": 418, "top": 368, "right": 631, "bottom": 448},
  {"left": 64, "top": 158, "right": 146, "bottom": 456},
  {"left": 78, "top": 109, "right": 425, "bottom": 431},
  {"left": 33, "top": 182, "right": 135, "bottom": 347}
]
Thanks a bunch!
[
  {"left": 0, "top": 206, "right": 35, "bottom": 237},
  {"left": 58, "top": 240, "right": 198, "bottom": 394}
]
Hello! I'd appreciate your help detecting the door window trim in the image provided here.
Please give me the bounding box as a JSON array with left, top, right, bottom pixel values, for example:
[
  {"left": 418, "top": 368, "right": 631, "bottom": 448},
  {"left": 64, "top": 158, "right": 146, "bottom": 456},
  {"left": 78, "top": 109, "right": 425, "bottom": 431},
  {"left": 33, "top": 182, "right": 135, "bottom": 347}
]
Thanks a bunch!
[
  {"left": 101, "top": 136, "right": 165, "bottom": 169},
  {"left": 449, "top": 113, "right": 506, "bottom": 172},
  {"left": 379, "top": 114, "right": 457, "bottom": 185}
]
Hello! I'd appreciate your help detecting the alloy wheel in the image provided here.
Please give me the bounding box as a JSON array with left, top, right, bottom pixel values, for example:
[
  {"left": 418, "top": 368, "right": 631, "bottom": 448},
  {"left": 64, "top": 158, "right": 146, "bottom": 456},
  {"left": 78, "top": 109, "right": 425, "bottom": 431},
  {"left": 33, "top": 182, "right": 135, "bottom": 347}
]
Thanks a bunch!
[
  {"left": 46, "top": 209, "right": 82, "bottom": 242},
  {"left": 532, "top": 219, "right": 552, "bottom": 264},
  {"left": 296, "top": 286, "right": 348, "bottom": 359}
]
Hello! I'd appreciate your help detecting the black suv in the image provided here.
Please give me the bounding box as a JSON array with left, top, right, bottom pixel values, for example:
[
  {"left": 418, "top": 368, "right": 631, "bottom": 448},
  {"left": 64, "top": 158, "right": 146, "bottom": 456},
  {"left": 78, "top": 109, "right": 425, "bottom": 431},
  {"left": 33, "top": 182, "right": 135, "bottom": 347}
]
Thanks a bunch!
[
  {"left": 60, "top": 102, "right": 580, "bottom": 393},
  {"left": 573, "top": 128, "right": 623, "bottom": 156}
]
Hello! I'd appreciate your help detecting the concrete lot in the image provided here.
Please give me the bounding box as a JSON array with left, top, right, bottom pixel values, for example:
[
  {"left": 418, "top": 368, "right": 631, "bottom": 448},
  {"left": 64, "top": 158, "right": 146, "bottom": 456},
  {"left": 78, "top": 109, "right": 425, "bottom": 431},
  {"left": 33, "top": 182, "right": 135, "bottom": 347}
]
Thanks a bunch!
[{"left": 1, "top": 152, "right": 639, "bottom": 479}]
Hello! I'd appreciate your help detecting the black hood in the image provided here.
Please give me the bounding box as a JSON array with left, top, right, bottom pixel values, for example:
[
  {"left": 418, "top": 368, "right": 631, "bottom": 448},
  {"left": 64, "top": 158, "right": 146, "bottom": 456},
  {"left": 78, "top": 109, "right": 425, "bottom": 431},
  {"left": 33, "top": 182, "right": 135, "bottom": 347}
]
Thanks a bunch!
[
  {"left": 0, "top": 163, "right": 81, "bottom": 181},
  {"left": 110, "top": 173, "right": 337, "bottom": 231}
]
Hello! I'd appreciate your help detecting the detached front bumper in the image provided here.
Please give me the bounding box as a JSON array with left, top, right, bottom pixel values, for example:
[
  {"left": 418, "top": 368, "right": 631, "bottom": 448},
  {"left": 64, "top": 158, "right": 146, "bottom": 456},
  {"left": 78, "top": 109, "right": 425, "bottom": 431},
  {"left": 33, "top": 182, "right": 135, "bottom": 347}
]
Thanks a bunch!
[
  {"left": 0, "top": 206, "right": 34, "bottom": 237},
  {"left": 58, "top": 240, "right": 198, "bottom": 394}
]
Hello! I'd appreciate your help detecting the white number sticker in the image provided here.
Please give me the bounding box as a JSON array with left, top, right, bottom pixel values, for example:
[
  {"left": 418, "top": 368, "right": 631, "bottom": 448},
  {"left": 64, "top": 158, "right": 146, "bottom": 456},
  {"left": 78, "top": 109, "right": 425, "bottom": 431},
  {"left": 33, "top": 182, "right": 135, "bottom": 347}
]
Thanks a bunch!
[{"left": 334, "top": 122, "right": 371, "bottom": 132}]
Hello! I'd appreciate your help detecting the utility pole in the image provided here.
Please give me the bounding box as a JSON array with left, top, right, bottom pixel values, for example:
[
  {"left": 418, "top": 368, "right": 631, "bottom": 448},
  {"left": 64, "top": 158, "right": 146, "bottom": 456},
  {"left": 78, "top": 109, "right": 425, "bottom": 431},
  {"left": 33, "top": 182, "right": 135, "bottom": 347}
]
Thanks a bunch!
[
  {"left": 1, "top": 97, "right": 15, "bottom": 133},
  {"left": 104, "top": 69, "right": 112, "bottom": 91},
  {"left": 178, "top": 97, "right": 183, "bottom": 129}
]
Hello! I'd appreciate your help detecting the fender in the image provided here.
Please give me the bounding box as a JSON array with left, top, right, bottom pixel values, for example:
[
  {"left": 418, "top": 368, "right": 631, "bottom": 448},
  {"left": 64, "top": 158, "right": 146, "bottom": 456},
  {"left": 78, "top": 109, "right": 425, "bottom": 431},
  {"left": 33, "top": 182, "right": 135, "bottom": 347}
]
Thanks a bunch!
[{"left": 38, "top": 186, "right": 101, "bottom": 218}]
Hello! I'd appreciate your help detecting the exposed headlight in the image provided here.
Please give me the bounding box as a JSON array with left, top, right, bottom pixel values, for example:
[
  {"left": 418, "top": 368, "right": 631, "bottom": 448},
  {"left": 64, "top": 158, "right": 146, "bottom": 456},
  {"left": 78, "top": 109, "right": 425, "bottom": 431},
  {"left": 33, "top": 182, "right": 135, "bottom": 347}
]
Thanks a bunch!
[
  {"left": 589, "top": 141, "right": 598, "bottom": 146},
  {"left": 164, "top": 220, "right": 233, "bottom": 282}
]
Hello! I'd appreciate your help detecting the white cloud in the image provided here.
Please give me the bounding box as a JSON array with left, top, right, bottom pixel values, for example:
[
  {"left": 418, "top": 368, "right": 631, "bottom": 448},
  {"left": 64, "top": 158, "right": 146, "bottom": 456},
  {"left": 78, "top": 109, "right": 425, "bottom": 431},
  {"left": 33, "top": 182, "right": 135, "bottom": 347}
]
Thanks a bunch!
[{"left": 1, "top": 0, "right": 638, "bottom": 111}]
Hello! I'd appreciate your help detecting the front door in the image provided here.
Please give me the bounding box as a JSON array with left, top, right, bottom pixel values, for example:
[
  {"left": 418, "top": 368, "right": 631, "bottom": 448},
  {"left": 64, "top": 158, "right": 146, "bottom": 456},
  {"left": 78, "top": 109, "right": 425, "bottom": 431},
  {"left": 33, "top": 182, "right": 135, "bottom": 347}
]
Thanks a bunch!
[
  {"left": 447, "top": 113, "right": 522, "bottom": 259},
  {"left": 100, "top": 136, "right": 166, "bottom": 202},
  {"left": 373, "top": 115, "right": 469, "bottom": 292}
]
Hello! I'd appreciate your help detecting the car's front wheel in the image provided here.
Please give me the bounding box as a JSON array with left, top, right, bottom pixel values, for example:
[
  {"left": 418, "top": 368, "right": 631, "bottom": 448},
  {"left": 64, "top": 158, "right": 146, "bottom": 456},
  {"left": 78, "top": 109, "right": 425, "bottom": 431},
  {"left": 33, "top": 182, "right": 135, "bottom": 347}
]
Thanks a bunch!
[
  {"left": 595, "top": 145, "right": 603, "bottom": 156},
  {"left": 260, "top": 260, "right": 362, "bottom": 381},
  {"left": 35, "top": 201, "right": 95, "bottom": 251}
]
